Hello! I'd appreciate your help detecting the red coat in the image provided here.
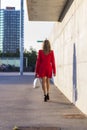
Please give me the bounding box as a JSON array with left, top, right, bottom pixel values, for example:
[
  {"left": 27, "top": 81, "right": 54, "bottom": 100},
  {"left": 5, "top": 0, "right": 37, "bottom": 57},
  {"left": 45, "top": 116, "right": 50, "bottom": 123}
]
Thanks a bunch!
[{"left": 35, "top": 50, "right": 56, "bottom": 78}]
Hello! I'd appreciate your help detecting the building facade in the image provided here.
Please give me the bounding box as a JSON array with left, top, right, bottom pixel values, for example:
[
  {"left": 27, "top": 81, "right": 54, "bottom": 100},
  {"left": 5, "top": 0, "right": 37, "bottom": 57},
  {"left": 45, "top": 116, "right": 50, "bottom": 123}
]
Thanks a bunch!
[
  {"left": 0, "top": 7, "right": 24, "bottom": 53},
  {"left": 49, "top": 0, "right": 87, "bottom": 115}
]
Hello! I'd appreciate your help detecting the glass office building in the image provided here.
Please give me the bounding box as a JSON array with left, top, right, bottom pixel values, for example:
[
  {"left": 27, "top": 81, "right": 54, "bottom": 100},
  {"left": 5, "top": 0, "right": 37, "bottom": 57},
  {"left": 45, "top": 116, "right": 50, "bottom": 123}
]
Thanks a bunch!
[
  {"left": 0, "top": 7, "right": 24, "bottom": 53},
  {"left": 0, "top": 9, "right": 4, "bottom": 52}
]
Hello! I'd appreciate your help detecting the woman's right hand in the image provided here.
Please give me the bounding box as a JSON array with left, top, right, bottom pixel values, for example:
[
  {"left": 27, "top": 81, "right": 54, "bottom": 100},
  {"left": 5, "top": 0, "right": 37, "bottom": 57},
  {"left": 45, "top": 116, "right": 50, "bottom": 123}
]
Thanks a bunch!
[
  {"left": 35, "top": 73, "right": 39, "bottom": 78},
  {"left": 35, "top": 73, "right": 37, "bottom": 78}
]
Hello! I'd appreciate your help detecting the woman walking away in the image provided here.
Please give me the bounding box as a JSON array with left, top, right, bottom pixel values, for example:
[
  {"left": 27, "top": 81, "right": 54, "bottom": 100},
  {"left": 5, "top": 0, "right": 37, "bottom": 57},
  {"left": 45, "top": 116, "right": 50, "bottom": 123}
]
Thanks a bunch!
[{"left": 35, "top": 39, "right": 56, "bottom": 102}]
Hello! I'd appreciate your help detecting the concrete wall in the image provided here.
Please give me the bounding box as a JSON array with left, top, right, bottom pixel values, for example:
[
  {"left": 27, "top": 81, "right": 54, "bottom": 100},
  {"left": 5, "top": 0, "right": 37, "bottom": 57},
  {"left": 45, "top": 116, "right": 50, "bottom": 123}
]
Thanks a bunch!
[{"left": 49, "top": 0, "right": 87, "bottom": 115}]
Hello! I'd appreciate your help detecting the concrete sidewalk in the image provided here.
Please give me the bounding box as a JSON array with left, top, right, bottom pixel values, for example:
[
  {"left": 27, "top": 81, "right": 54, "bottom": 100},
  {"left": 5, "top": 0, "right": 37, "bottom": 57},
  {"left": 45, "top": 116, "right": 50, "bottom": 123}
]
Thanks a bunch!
[{"left": 0, "top": 73, "right": 87, "bottom": 130}]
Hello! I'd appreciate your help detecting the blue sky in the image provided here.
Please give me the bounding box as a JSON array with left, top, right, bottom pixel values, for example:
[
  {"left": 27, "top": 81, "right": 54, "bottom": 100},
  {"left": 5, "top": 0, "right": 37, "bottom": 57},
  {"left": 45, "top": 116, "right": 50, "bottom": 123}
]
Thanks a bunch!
[{"left": 1, "top": 0, "right": 54, "bottom": 51}]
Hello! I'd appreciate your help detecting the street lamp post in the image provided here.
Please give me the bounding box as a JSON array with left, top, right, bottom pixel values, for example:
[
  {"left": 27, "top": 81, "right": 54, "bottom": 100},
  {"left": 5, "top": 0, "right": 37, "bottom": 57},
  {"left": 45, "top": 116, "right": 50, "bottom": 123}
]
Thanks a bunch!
[
  {"left": 0, "top": 0, "right": 1, "bottom": 9},
  {"left": 20, "top": 0, "right": 24, "bottom": 75}
]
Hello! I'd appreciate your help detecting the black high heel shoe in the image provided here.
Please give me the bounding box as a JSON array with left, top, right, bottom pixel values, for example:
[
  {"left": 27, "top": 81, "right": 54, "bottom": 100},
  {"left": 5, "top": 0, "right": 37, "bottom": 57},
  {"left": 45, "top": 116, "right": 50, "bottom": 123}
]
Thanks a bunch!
[
  {"left": 44, "top": 95, "right": 47, "bottom": 102},
  {"left": 46, "top": 94, "right": 49, "bottom": 100}
]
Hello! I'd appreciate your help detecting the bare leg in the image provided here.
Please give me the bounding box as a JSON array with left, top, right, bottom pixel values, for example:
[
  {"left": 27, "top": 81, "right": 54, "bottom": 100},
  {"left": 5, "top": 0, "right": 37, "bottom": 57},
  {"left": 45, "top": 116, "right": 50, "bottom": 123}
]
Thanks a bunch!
[
  {"left": 42, "top": 77, "right": 50, "bottom": 101},
  {"left": 42, "top": 77, "right": 49, "bottom": 102},
  {"left": 42, "top": 77, "right": 47, "bottom": 95},
  {"left": 46, "top": 78, "right": 50, "bottom": 94},
  {"left": 46, "top": 78, "right": 50, "bottom": 100}
]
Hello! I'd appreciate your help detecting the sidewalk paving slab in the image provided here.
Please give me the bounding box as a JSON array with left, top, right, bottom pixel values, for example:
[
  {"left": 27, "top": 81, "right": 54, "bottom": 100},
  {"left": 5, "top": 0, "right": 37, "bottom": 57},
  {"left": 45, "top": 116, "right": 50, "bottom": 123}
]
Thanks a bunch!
[{"left": 0, "top": 73, "right": 87, "bottom": 130}]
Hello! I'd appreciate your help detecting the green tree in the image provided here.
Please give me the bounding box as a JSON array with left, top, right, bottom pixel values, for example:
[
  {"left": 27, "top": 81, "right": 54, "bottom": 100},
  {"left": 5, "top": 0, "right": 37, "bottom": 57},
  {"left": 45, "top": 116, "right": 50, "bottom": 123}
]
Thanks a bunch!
[{"left": 24, "top": 47, "right": 37, "bottom": 72}]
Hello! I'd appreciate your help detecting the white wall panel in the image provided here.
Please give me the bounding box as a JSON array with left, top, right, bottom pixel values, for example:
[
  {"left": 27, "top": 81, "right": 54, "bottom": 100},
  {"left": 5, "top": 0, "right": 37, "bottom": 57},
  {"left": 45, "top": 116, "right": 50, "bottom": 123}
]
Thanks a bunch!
[{"left": 50, "top": 0, "right": 87, "bottom": 114}]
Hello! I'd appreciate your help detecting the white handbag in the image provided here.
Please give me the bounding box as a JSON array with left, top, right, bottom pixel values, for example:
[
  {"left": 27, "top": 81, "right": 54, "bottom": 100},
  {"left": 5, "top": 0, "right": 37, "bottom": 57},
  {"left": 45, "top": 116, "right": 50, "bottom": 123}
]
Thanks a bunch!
[{"left": 33, "top": 78, "right": 41, "bottom": 88}]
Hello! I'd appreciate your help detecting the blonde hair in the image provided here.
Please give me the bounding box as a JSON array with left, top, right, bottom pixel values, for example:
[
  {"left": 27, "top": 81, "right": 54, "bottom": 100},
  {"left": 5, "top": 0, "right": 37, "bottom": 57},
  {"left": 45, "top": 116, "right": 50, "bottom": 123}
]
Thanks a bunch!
[{"left": 42, "top": 39, "right": 51, "bottom": 54}]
